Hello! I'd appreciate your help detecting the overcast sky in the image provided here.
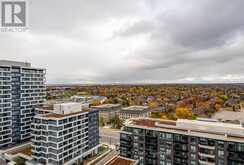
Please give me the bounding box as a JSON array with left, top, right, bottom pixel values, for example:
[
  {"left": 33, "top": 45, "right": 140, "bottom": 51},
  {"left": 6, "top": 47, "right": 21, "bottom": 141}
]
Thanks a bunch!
[{"left": 1, "top": 0, "right": 244, "bottom": 84}]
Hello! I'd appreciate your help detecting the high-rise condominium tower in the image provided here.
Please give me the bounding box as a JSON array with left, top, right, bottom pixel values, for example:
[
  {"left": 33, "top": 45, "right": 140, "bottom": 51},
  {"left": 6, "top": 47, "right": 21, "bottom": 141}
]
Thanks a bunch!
[{"left": 0, "top": 60, "right": 46, "bottom": 148}]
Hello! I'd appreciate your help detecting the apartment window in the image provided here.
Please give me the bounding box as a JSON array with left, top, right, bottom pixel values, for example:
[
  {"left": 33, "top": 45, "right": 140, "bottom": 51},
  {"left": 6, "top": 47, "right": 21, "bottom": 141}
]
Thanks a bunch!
[
  {"left": 48, "top": 125, "right": 60, "bottom": 131},
  {"left": 191, "top": 146, "right": 196, "bottom": 152},
  {"left": 48, "top": 148, "right": 58, "bottom": 154},
  {"left": 166, "top": 133, "right": 172, "bottom": 140},
  {"left": 48, "top": 131, "right": 57, "bottom": 137},
  {"left": 166, "top": 149, "right": 171, "bottom": 155},
  {"left": 160, "top": 133, "right": 173, "bottom": 140},
  {"left": 134, "top": 136, "right": 139, "bottom": 140},
  {"left": 175, "top": 134, "right": 181, "bottom": 141},
  {"left": 218, "top": 150, "right": 224, "bottom": 158},
  {"left": 217, "top": 159, "right": 224, "bottom": 165},
  {"left": 217, "top": 141, "right": 224, "bottom": 149},
  {"left": 134, "top": 143, "right": 139, "bottom": 148},
  {"left": 237, "top": 143, "right": 244, "bottom": 152},
  {"left": 190, "top": 137, "right": 197, "bottom": 144},
  {"left": 160, "top": 161, "right": 166, "bottom": 165},
  {"left": 48, "top": 153, "right": 57, "bottom": 159},
  {"left": 190, "top": 154, "right": 196, "bottom": 159},
  {"left": 160, "top": 154, "right": 165, "bottom": 159}
]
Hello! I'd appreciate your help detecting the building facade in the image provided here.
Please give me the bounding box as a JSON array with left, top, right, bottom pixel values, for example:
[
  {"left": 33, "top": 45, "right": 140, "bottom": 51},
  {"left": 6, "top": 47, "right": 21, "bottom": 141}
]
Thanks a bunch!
[
  {"left": 119, "top": 106, "right": 149, "bottom": 120},
  {"left": 88, "top": 108, "right": 100, "bottom": 149},
  {"left": 120, "top": 118, "right": 244, "bottom": 165},
  {"left": 0, "top": 60, "right": 45, "bottom": 148},
  {"left": 92, "top": 104, "right": 121, "bottom": 124},
  {"left": 31, "top": 103, "right": 99, "bottom": 165}
]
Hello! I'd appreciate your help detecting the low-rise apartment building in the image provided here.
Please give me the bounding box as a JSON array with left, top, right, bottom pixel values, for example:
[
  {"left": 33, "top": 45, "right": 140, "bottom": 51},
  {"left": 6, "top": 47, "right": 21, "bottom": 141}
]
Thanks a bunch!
[
  {"left": 31, "top": 102, "right": 99, "bottom": 165},
  {"left": 120, "top": 118, "right": 244, "bottom": 165},
  {"left": 119, "top": 106, "right": 149, "bottom": 120},
  {"left": 92, "top": 104, "right": 121, "bottom": 124}
]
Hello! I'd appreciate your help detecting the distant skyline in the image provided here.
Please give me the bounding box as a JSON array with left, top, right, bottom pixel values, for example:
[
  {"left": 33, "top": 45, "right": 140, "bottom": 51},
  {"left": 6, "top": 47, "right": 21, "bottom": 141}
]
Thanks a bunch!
[{"left": 1, "top": 0, "right": 244, "bottom": 84}]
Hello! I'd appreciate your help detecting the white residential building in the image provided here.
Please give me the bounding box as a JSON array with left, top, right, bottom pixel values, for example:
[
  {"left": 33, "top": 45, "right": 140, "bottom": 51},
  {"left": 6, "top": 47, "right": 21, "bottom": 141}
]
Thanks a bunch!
[{"left": 119, "top": 106, "right": 149, "bottom": 120}]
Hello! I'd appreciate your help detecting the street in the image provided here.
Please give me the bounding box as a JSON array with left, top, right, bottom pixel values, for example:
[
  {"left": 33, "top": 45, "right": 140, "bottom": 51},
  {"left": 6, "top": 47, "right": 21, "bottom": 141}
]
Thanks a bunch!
[{"left": 99, "top": 128, "right": 120, "bottom": 146}]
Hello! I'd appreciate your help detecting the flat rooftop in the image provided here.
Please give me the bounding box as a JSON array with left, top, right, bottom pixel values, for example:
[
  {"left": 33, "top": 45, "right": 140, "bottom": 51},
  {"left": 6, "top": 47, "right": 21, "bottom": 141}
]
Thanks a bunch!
[
  {"left": 35, "top": 104, "right": 91, "bottom": 119},
  {"left": 212, "top": 110, "right": 244, "bottom": 123},
  {"left": 92, "top": 104, "right": 121, "bottom": 109},
  {"left": 38, "top": 109, "right": 91, "bottom": 119},
  {"left": 134, "top": 119, "right": 176, "bottom": 127},
  {"left": 10, "top": 146, "right": 32, "bottom": 156},
  {"left": 105, "top": 156, "right": 138, "bottom": 165},
  {"left": 36, "top": 104, "right": 54, "bottom": 111},
  {"left": 122, "top": 106, "right": 149, "bottom": 111},
  {"left": 124, "top": 118, "right": 244, "bottom": 143},
  {"left": 5, "top": 144, "right": 32, "bottom": 157},
  {"left": 0, "top": 60, "right": 31, "bottom": 67}
]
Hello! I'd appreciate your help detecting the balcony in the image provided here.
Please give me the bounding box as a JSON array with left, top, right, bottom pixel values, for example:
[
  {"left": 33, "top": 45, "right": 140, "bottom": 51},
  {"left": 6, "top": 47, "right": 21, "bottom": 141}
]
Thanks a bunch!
[
  {"left": 199, "top": 160, "right": 215, "bottom": 165},
  {"left": 199, "top": 153, "right": 215, "bottom": 159},
  {"left": 199, "top": 144, "right": 215, "bottom": 150}
]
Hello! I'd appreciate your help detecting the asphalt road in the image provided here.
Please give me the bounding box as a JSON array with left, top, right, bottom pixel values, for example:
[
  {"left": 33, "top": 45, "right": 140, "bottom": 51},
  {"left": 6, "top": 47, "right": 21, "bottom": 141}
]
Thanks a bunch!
[{"left": 99, "top": 128, "right": 120, "bottom": 146}]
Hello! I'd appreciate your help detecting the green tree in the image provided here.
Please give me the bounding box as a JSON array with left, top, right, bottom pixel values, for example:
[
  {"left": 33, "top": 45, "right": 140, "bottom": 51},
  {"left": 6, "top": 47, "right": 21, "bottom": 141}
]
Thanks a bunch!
[
  {"left": 13, "top": 157, "right": 25, "bottom": 165},
  {"left": 99, "top": 116, "right": 105, "bottom": 127},
  {"left": 151, "top": 112, "right": 162, "bottom": 118},
  {"left": 220, "top": 95, "right": 228, "bottom": 102},
  {"left": 110, "top": 115, "right": 123, "bottom": 129}
]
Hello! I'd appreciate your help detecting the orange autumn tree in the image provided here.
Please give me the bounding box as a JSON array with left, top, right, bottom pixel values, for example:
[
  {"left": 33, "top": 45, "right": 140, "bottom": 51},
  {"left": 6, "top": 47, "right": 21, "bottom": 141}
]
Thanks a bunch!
[
  {"left": 148, "top": 101, "right": 158, "bottom": 109},
  {"left": 214, "top": 103, "right": 221, "bottom": 111},
  {"left": 91, "top": 99, "right": 101, "bottom": 106},
  {"left": 176, "top": 107, "right": 194, "bottom": 119}
]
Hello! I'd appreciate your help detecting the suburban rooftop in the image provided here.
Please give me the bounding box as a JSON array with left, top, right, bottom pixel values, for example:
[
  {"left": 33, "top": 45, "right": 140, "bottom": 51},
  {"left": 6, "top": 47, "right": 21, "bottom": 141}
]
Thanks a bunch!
[{"left": 124, "top": 118, "right": 244, "bottom": 143}]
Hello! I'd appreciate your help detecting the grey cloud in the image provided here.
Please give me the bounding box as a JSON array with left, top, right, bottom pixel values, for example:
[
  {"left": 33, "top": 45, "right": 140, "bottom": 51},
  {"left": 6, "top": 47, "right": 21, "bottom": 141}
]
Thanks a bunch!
[
  {"left": 157, "top": 0, "right": 244, "bottom": 49},
  {"left": 29, "top": 0, "right": 145, "bottom": 35},
  {"left": 116, "top": 0, "right": 244, "bottom": 49},
  {"left": 114, "top": 0, "right": 244, "bottom": 73},
  {"left": 1, "top": 0, "right": 244, "bottom": 84},
  {"left": 113, "top": 20, "right": 154, "bottom": 37},
  {"left": 135, "top": 38, "right": 244, "bottom": 72}
]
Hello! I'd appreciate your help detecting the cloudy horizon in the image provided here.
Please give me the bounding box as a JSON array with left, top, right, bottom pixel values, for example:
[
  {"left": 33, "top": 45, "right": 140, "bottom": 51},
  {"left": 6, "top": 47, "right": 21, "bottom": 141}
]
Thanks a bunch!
[{"left": 1, "top": 0, "right": 244, "bottom": 84}]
